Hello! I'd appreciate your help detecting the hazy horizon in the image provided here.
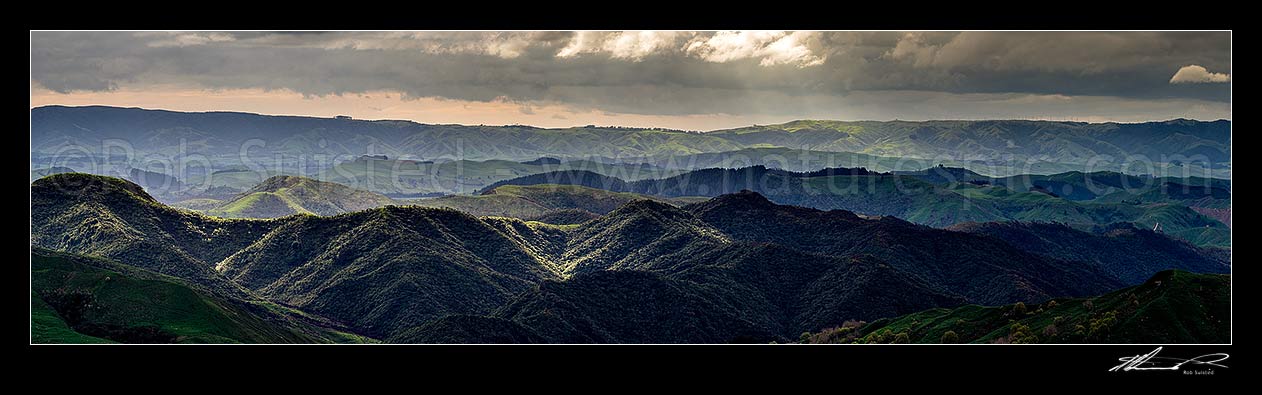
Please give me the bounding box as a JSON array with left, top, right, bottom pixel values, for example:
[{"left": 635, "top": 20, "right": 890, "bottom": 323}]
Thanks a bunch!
[{"left": 27, "top": 103, "right": 1233, "bottom": 131}]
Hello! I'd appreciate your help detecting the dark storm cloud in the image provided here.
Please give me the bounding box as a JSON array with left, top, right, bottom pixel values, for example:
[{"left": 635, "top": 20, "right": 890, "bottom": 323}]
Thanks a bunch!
[{"left": 30, "top": 31, "right": 1231, "bottom": 117}]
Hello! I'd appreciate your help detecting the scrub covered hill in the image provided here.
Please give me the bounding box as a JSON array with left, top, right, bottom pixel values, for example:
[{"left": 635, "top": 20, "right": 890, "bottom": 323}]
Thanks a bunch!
[{"left": 30, "top": 173, "right": 1229, "bottom": 343}]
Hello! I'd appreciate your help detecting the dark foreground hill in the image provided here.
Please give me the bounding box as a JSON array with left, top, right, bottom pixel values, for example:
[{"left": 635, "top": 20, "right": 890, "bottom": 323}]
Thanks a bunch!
[
  {"left": 216, "top": 207, "right": 566, "bottom": 338},
  {"left": 804, "top": 270, "right": 1229, "bottom": 344},
  {"left": 30, "top": 173, "right": 1229, "bottom": 343},
  {"left": 31, "top": 173, "right": 269, "bottom": 297},
  {"left": 31, "top": 247, "right": 360, "bottom": 343}
]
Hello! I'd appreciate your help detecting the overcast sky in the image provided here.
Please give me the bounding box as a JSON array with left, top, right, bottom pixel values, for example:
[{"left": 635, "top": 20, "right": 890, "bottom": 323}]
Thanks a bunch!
[{"left": 30, "top": 31, "right": 1231, "bottom": 130}]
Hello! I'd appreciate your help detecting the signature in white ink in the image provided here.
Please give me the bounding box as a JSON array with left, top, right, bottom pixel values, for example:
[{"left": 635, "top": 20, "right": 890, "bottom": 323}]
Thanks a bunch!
[{"left": 1109, "top": 347, "right": 1229, "bottom": 372}]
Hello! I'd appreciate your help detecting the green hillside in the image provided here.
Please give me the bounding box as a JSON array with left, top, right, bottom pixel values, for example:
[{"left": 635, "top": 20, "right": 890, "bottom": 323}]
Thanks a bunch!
[{"left": 805, "top": 270, "right": 1229, "bottom": 344}]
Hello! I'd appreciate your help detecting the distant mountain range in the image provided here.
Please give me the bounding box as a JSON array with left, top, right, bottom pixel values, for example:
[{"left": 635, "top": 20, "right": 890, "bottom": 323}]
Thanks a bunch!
[
  {"left": 31, "top": 173, "right": 1228, "bottom": 343},
  {"left": 32, "top": 106, "right": 1230, "bottom": 177}
]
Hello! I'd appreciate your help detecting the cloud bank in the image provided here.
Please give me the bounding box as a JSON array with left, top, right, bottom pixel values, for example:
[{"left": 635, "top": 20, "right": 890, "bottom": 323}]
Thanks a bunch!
[{"left": 30, "top": 31, "right": 1231, "bottom": 123}]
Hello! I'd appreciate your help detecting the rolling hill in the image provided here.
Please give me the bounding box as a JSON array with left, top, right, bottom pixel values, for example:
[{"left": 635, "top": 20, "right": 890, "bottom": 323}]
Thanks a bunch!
[
  {"left": 707, "top": 119, "right": 1230, "bottom": 170},
  {"left": 204, "top": 175, "right": 397, "bottom": 219},
  {"left": 316, "top": 156, "right": 683, "bottom": 196},
  {"left": 411, "top": 184, "right": 699, "bottom": 224},
  {"left": 486, "top": 166, "right": 1231, "bottom": 247}
]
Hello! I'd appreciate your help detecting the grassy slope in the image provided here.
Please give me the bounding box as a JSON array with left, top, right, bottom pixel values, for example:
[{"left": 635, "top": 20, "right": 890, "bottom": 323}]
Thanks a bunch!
[
  {"left": 31, "top": 248, "right": 337, "bottom": 344},
  {"left": 31, "top": 292, "right": 114, "bottom": 344},
  {"left": 205, "top": 176, "right": 397, "bottom": 219},
  {"left": 208, "top": 191, "right": 313, "bottom": 218}
]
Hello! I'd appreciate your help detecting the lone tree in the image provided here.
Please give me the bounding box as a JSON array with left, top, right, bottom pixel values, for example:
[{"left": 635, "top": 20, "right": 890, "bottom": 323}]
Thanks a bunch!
[
  {"left": 941, "top": 330, "right": 960, "bottom": 344},
  {"left": 1014, "top": 302, "right": 1028, "bottom": 316},
  {"left": 892, "top": 332, "right": 911, "bottom": 344}
]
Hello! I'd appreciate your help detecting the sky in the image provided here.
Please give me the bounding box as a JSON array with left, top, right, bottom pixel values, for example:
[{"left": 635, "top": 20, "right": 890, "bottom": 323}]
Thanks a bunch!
[{"left": 30, "top": 31, "right": 1231, "bottom": 131}]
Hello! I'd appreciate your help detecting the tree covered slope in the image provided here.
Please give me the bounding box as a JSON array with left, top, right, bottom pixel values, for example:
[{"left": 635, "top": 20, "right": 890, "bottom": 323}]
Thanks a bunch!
[{"left": 31, "top": 173, "right": 273, "bottom": 297}]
